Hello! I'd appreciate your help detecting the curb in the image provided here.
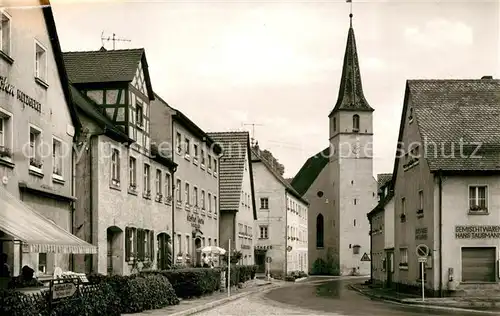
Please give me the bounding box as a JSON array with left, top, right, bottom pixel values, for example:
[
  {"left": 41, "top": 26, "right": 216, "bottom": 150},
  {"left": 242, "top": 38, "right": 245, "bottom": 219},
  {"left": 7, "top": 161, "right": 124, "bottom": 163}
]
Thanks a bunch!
[
  {"left": 348, "top": 285, "right": 500, "bottom": 315},
  {"left": 169, "top": 283, "right": 281, "bottom": 316}
]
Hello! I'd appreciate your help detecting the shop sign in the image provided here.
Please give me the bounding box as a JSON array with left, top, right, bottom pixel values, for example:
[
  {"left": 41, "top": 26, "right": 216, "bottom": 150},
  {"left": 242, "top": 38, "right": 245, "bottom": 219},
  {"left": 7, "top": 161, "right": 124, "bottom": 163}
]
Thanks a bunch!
[
  {"left": 187, "top": 214, "right": 204, "bottom": 229},
  {"left": 0, "top": 76, "right": 42, "bottom": 113},
  {"left": 415, "top": 227, "right": 428, "bottom": 240},
  {"left": 455, "top": 225, "right": 500, "bottom": 239}
]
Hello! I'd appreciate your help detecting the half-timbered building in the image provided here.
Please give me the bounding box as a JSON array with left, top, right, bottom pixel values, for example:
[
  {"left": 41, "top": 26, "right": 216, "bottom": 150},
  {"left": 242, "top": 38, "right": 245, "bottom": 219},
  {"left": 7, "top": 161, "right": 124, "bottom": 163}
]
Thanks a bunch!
[{"left": 63, "top": 48, "right": 177, "bottom": 275}]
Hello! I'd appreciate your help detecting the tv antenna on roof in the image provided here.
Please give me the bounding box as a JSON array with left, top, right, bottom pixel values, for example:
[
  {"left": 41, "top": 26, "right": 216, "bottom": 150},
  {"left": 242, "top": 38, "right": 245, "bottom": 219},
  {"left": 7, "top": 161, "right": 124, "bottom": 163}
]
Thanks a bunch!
[
  {"left": 243, "top": 123, "right": 264, "bottom": 144},
  {"left": 101, "top": 31, "right": 131, "bottom": 50}
]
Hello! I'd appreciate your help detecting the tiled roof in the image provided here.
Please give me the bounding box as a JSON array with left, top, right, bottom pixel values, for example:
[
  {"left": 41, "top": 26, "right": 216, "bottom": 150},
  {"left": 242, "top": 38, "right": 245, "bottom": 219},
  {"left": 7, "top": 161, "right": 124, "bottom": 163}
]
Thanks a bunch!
[
  {"left": 290, "top": 147, "right": 330, "bottom": 196},
  {"left": 63, "top": 48, "right": 144, "bottom": 83},
  {"left": 408, "top": 79, "right": 500, "bottom": 171},
  {"left": 377, "top": 173, "right": 392, "bottom": 190},
  {"left": 207, "top": 132, "right": 255, "bottom": 213},
  {"left": 252, "top": 149, "right": 309, "bottom": 205}
]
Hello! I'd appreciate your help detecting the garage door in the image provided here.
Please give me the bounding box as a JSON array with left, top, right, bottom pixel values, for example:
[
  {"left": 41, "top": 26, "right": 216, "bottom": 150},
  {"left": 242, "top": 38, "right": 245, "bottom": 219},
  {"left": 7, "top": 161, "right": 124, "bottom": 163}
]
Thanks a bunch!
[{"left": 462, "top": 247, "right": 496, "bottom": 282}]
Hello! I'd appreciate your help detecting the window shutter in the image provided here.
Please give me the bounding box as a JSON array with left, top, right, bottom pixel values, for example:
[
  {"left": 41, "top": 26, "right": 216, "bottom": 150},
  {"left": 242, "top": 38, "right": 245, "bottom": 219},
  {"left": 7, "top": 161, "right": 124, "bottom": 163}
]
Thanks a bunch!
[
  {"left": 150, "top": 230, "right": 155, "bottom": 261},
  {"left": 125, "top": 227, "right": 131, "bottom": 262},
  {"left": 134, "top": 228, "right": 139, "bottom": 260}
]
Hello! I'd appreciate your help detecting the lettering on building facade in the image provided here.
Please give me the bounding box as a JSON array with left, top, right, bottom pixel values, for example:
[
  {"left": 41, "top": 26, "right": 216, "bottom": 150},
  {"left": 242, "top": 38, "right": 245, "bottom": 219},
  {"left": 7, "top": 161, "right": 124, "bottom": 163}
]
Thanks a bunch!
[
  {"left": 455, "top": 225, "right": 500, "bottom": 239},
  {"left": 415, "top": 227, "right": 428, "bottom": 240},
  {"left": 0, "top": 76, "right": 42, "bottom": 113},
  {"left": 187, "top": 214, "right": 204, "bottom": 229}
]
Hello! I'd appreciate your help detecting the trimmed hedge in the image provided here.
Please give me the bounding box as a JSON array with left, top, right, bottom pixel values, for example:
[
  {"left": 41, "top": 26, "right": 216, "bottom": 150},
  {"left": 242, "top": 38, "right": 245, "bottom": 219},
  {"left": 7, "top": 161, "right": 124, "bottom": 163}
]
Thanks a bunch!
[
  {"left": 87, "top": 273, "right": 179, "bottom": 313},
  {"left": 225, "top": 265, "right": 258, "bottom": 287},
  {"left": 141, "top": 268, "right": 221, "bottom": 299}
]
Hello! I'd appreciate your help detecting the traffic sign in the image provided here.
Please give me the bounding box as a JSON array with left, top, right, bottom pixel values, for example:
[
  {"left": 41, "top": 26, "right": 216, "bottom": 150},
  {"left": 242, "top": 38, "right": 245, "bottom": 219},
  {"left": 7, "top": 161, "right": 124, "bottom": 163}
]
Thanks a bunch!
[
  {"left": 418, "top": 257, "right": 427, "bottom": 263},
  {"left": 287, "top": 246, "right": 292, "bottom": 252},
  {"left": 416, "top": 244, "right": 429, "bottom": 258},
  {"left": 361, "top": 253, "right": 371, "bottom": 261},
  {"left": 266, "top": 256, "right": 272, "bottom": 263}
]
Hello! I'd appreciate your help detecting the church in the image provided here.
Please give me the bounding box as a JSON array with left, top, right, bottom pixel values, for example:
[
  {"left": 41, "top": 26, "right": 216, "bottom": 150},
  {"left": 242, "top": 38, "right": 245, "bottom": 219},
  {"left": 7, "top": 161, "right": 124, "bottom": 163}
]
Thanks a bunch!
[{"left": 291, "top": 14, "right": 378, "bottom": 276}]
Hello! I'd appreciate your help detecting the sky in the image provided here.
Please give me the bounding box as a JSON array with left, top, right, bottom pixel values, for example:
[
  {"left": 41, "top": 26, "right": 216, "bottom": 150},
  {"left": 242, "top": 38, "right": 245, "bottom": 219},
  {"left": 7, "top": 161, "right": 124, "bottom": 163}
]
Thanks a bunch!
[{"left": 50, "top": 0, "right": 499, "bottom": 178}]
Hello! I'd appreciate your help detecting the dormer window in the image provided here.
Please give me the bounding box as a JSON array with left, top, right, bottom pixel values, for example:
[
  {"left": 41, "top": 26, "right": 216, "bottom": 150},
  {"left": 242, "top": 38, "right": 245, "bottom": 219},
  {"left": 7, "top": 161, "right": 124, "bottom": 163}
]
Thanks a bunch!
[
  {"left": 408, "top": 107, "right": 413, "bottom": 123},
  {"left": 352, "top": 114, "right": 359, "bottom": 132}
]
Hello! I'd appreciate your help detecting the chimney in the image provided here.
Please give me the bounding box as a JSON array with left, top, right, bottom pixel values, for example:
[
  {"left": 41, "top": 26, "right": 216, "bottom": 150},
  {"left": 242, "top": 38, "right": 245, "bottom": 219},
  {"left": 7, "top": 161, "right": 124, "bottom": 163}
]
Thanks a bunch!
[{"left": 481, "top": 76, "right": 493, "bottom": 79}]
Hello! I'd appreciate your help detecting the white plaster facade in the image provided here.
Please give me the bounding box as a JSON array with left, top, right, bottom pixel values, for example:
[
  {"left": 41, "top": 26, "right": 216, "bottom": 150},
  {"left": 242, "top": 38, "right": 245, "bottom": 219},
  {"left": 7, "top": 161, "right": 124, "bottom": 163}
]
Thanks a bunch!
[
  {"left": 236, "top": 154, "right": 255, "bottom": 265},
  {"left": 252, "top": 153, "right": 308, "bottom": 276},
  {"left": 0, "top": 2, "right": 79, "bottom": 277}
]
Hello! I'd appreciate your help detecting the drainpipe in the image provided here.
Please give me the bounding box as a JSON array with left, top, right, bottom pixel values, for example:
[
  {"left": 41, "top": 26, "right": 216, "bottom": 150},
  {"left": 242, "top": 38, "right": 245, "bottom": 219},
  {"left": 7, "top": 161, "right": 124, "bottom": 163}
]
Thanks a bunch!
[
  {"left": 369, "top": 215, "right": 373, "bottom": 284},
  {"left": 284, "top": 190, "right": 288, "bottom": 275},
  {"left": 438, "top": 170, "right": 443, "bottom": 297},
  {"left": 171, "top": 121, "right": 176, "bottom": 262}
]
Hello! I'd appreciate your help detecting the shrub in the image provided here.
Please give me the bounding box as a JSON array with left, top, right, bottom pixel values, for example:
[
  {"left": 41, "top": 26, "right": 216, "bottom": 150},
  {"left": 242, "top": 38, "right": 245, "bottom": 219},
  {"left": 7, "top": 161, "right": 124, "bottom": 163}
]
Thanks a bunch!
[
  {"left": 285, "top": 276, "right": 295, "bottom": 282},
  {"left": 87, "top": 273, "right": 179, "bottom": 314},
  {"left": 141, "top": 268, "right": 221, "bottom": 299},
  {"left": 224, "top": 265, "right": 258, "bottom": 287},
  {"left": 0, "top": 289, "right": 44, "bottom": 316}
]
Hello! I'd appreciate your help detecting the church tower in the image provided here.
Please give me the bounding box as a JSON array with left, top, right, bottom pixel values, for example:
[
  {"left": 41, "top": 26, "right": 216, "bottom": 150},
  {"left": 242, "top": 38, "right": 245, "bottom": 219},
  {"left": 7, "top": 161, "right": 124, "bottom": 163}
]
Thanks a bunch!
[{"left": 329, "top": 13, "right": 378, "bottom": 276}]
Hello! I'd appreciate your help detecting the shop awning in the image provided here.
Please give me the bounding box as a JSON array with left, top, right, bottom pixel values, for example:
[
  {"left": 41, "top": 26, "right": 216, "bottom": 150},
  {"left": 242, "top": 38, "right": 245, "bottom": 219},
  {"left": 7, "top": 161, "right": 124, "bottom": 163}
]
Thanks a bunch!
[{"left": 0, "top": 185, "right": 97, "bottom": 254}]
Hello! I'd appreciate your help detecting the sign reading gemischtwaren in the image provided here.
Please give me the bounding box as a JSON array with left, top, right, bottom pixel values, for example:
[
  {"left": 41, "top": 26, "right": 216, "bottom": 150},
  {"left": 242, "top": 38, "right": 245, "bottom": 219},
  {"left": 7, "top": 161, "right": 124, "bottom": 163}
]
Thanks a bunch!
[{"left": 455, "top": 225, "right": 500, "bottom": 239}]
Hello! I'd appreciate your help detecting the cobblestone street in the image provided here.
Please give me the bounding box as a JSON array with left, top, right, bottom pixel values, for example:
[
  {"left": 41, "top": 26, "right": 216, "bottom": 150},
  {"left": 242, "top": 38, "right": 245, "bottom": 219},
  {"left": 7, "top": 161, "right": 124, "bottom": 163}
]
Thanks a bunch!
[{"left": 196, "top": 278, "right": 485, "bottom": 316}]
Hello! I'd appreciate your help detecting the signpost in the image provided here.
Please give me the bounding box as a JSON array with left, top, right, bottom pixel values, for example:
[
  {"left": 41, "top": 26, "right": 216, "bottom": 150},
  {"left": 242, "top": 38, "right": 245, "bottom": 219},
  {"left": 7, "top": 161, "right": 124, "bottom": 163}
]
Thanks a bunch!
[
  {"left": 49, "top": 277, "right": 81, "bottom": 309},
  {"left": 416, "top": 244, "right": 429, "bottom": 302},
  {"left": 228, "top": 239, "right": 231, "bottom": 297}
]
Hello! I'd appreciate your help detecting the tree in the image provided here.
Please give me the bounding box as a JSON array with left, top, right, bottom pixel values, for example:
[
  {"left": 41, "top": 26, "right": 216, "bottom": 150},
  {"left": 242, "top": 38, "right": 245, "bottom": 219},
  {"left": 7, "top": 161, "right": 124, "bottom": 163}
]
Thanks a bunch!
[{"left": 259, "top": 149, "right": 285, "bottom": 176}]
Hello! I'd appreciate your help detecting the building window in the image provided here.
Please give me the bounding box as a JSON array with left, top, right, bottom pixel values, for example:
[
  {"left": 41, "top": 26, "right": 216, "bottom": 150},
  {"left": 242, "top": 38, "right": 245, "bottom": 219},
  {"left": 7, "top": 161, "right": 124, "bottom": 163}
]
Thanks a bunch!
[
  {"left": 35, "top": 40, "right": 47, "bottom": 82},
  {"left": 0, "top": 111, "right": 12, "bottom": 159},
  {"left": 193, "top": 144, "right": 198, "bottom": 162},
  {"left": 136, "top": 101, "right": 143, "bottom": 127},
  {"left": 184, "top": 137, "right": 190, "bottom": 156},
  {"left": 129, "top": 157, "right": 137, "bottom": 189},
  {"left": 208, "top": 154, "right": 212, "bottom": 170},
  {"left": 176, "top": 132, "right": 182, "bottom": 154},
  {"left": 29, "top": 126, "right": 42, "bottom": 169},
  {"left": 214, "top": 196, "right": 217, "bottom": 214},
  {"left": 1, "top": 12, "right": 11, "bottom": 56},
  {"left": 400, "top": 197, "right": 406, "bottom": 222},
  {"left": 417, "top": 190, "right": 424, "bottom": 217},
  {"left": 176, "top": 179, "right": 182, "bottom": 202},
  {"left": 193, "top": 186, "right": 198, "bottom": 207},
  {"left": 353, "top": 245, "right": 360, "bottom": 255},
  {"left": 125, "top": 227, "right": 137, "bottom": 261},
  {"left": 38, "top": 253, "right": 48, "bottom": 274},
  {"left": 208, "top": 193, "right": 212, "bottom": 212},
  {"left": 201, "top": 190, "right": 205, "bottom": 210},
  {"left": 213, "top": 158, "right": 217, "bottom": 174},
  {"left": 201, "top": 149, "right": 205, "bottom": 166},
  {"left": 469, "top": 185, "right": 488, "bottom": 212},
  {"left": 155, "top": 169, "right": 162, "bottom": 199},
  {"left": 399, "top": 248, "right": 408, "bottom": 268},
  {"left": 333, "top": 117, "right": 336, "bottom": 132},
  {"left": 110, "top": 148, "right": 119, "bottom": 185},
  {"left": 260, "top": 197, "right": 269, "bottom": 209},
  {"left": 52, "top": 138, "right": 63, "bottom": 177},
  {"left": 316, "top": 213, "right": 324, "bottom": 248},
  {"left": 143, "top": 164, "right": 151, "bottom": 196},
  {"left": 185, "top": 183, "right": 190, "bottom": 205},
  {"left": 164, "top": 173, "right": 171, "bottom": 202},
  {"left": 353, "top": 219, "right": 356, "bottom": 227},
  {"left": 352, "top": 114, "right": 360, "bottom": 132}
]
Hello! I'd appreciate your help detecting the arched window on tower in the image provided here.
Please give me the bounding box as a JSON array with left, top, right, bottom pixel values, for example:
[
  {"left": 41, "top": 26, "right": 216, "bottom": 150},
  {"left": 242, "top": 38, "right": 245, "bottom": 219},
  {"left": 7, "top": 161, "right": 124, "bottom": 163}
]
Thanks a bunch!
[
  {"left": 316, "top": 214, "right": 324, "bottom": 248},
  {"left": 353, "top": 114, "right": 360, "bottom": 132},
  {"left": 333, "top": 117, "right": 336, "bottom": 132}
]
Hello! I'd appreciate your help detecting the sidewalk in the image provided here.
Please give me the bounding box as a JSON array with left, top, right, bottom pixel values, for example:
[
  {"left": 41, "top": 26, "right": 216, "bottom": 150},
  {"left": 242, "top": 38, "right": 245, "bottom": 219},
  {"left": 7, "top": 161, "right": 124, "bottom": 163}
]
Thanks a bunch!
[
  {"left": 134, "top": 279, "right": 284, "bottom": 316},
  {"left": 349, "top": 283, "right": 500, "bottom": 314}
]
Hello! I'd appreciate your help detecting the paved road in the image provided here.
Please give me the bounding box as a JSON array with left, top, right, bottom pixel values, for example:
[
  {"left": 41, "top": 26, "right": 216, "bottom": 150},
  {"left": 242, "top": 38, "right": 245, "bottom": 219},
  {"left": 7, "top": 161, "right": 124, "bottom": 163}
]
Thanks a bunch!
[{"left": 198, "top": 277, "right": 482, "bottom": 315}]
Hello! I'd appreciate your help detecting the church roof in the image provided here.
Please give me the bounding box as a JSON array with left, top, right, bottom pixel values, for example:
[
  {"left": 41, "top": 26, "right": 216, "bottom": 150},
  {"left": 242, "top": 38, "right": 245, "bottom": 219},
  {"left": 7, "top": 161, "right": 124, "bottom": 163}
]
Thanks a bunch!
[
  {"left": 290, "top": 147, "right": 330, "bottom": 196},
  {"left": 329, "top": 16, "right": 374, "bottom": 116}
]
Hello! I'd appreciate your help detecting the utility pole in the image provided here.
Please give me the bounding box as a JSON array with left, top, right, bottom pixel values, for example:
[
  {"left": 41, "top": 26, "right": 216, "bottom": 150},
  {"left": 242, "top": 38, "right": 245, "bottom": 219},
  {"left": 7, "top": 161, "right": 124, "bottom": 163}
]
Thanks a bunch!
[{"left": 101, "top": 31, "right": 131, "bottom": 50}]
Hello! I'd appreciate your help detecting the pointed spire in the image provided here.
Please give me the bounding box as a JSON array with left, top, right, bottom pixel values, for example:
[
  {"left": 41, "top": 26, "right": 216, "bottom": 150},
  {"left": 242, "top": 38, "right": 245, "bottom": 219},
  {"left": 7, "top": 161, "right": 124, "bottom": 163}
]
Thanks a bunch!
[{"left": 329, "top": 14, "right": 374, "bottom": 117}]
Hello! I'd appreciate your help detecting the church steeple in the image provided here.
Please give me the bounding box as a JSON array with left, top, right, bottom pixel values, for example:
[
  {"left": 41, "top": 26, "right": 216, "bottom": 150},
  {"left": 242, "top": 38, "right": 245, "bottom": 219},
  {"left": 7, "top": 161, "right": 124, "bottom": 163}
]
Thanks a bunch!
[{"left": 329, "top": 14, "right": 374, "bottom": 117}]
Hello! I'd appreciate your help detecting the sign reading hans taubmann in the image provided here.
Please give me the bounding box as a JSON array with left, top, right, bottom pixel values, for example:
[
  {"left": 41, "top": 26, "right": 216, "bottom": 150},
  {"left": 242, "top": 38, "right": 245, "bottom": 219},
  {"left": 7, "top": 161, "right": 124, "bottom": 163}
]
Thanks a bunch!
[{"left": 455, "top": 225, "right": 500, "bottom": 239}]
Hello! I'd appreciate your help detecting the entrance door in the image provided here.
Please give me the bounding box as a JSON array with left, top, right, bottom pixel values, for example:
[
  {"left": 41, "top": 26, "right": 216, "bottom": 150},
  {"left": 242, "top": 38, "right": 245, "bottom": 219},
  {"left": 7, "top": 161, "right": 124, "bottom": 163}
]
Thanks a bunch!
[
  {"left": 256, "top": 252, "right": 265, "bottom": 273},
  {"left": 157, "top": 233, "right": 171, "bottom": 270},
  {"left": 386, "top": 251, "right": 393, "bottom": 287},
  {"left": 462, "top": 247, "right": 496, "bottom": 282}
]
